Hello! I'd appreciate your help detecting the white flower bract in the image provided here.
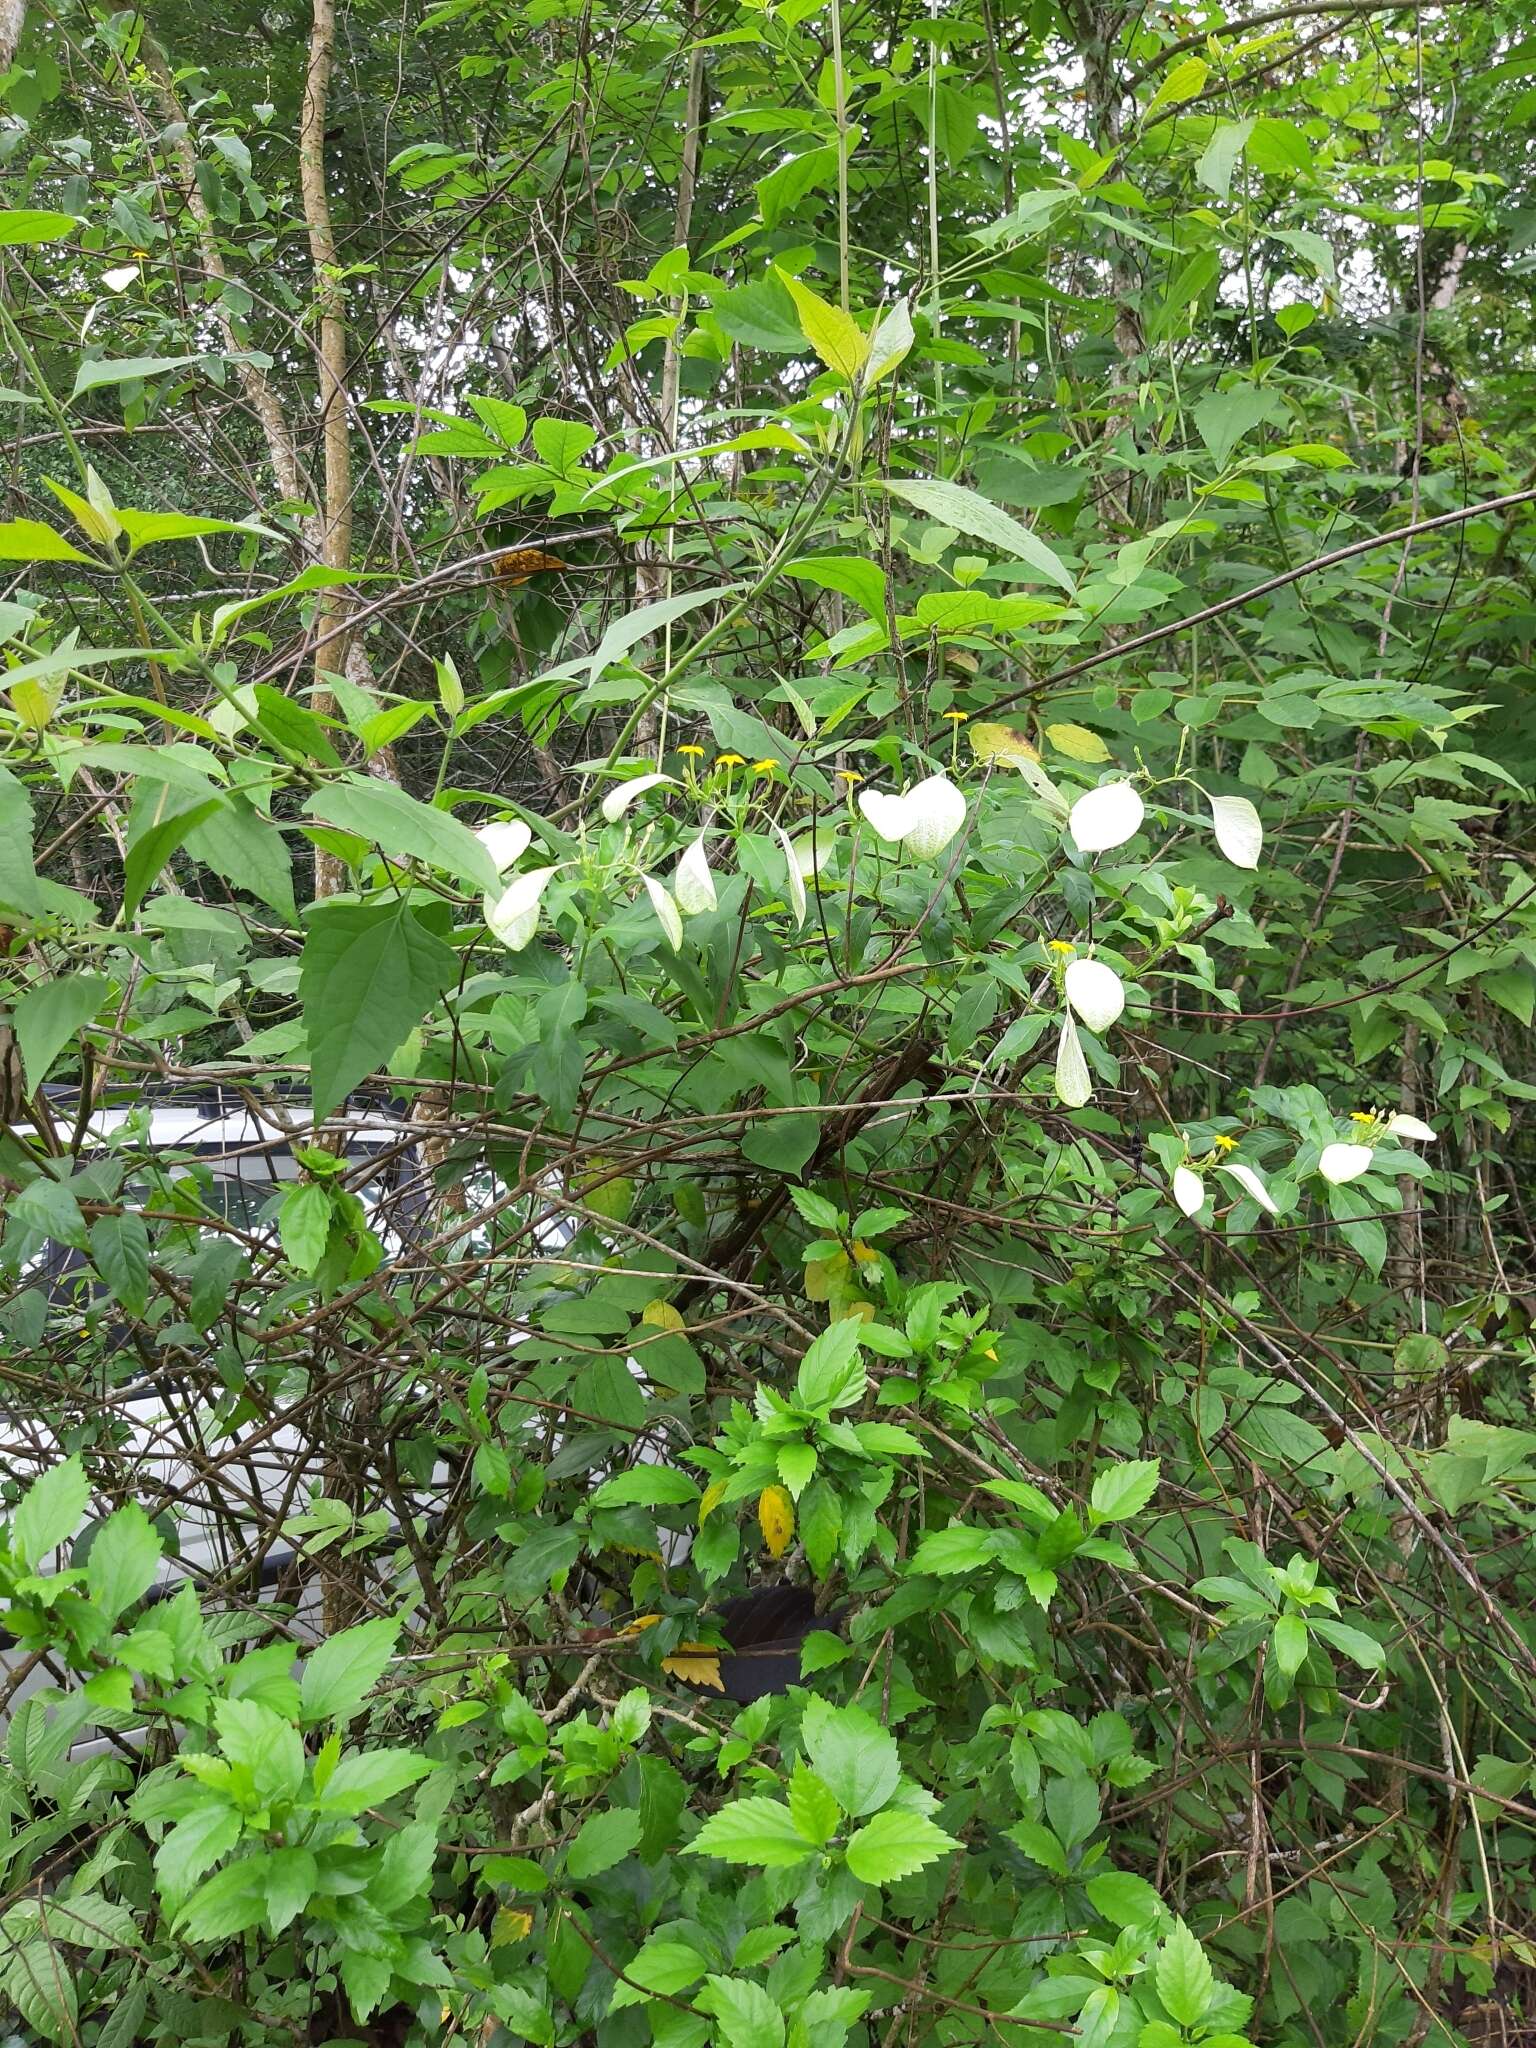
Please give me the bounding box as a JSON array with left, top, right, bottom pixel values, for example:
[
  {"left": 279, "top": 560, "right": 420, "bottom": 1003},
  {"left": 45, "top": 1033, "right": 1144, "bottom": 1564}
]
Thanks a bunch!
[
  {"left": 1319, "top": 1142, "right": 1374, "bottom": 1185},
  {"left": 1218, "top": 1161, "right": 1278, "bottom": 1216},
  {"left": 1173, "top": 1167, "right": 1206, "bottom": 1218},
  {"left": 1069, "top": 781, "right": 1144, "bottom": 854},
  {"left": 475, "top": 819, "right": 533, "bottom": 873},
  {"left": 601, "top": 772, "right": 676, "bottom": 823},
  {"left": 1386, "top": 1113, "right": 1437, "bottom": 1143},
  {"left": 674, "top": 835, "right": 717, "bottom": 915},
  {"left": 484, "top": 865, "right": 560, "bottom": 952},
  {"left": 1208, "top": 793, "right": 1263, "bottom": 869},
  {"left": 857, "top": 774, "right": 967, "bottom": 860},
  {"left": 1054, "top": 1014, "right": 1092, "bottom": 1108},
  {"left": 773, "top": 823, "right": 808, "bottom": 927},
  {"left": 643, "top": 873, "right": 683, "bottom": 949},
  {"left": 1064, "top": 958, "right": 1126, "bottom": 1034}
]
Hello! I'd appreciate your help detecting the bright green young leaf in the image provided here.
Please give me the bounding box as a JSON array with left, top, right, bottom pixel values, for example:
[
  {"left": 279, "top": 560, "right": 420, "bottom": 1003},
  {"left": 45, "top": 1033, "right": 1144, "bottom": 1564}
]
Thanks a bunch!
[
  {"left": 799, "top": 1698, "right": 899, "bottom": 1817},
  {"left": 844, "top": 1807, "right": 958, "bottom": 1885},
  {"left": 776, "top": 268, "right": 870, "bottom": 380},
  {"left": 683, "top": 1796, "right": 818, "bottom": 1868},
  {"left": 12, "top": 1455, "right": 89, "bottom": 1567}
]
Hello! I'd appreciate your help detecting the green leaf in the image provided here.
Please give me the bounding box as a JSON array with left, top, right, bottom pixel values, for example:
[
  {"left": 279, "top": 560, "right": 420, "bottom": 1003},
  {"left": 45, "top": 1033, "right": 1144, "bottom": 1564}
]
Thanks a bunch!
[
  {"left": 1, "top": 1941, "right": 78, "bottom": 2044},
  {"left": 299, "top": 1615, "right": 399, "bottom": 1724},
  {"left": 1155, "top": 1920, "right": 1214, "bottom": 2027},
  {"left": 304, "top": 777, "right": 501, "bottom": 892},
  {"left": 757, "top": 143, "right": 840, "bottom": 228},
  {"left": 587, "top": 584, "right": 734, "bottom": 685},
  {"left": 712, "top": 274, "right": 805, "bottom": 351},
  {"left": 0, "top": 210, "right": 79, "bottom": 246},
  {"left": 0, "top": 518, "right": 92, "bottom": 563},
  {"left": 153, "top": 1803, "right": 242, "bottom": 1895},
  {"left": 787, "top": 1764, "right": 842, "bottom": 1846},
  {"left": 1195, "top": 118, "right": 1254, "bottom": 198},
  {"left": 1271, "top": 1612, "right": 1309, "bottom": 1675},
  {"left": 85, "top": 1502, "right": 162, "bottom": 1622},
  {"left": 117, "top": 508, "right": 276, "bottom": 551},
  {"left": 13, "top": 974, "right": 108, "bottom": 1096},
  {"left": 174, "top": 1858, "right": 269, "bottom": 1942},
  {"left": 123, "top": 783, "right": 226, "bottom": 918},
  {"left": 799, "top": 1697, "right": 899, "bottom": 1817},
  {"left": 795, "top": 1319, "right": 866, "bottom": 1411},
  {"left": 1194, "top": 385, "right": 1285, "bottom": 466},
  {"left": 189, "top": 1237, "right": 245, "bottom": 1332},
  {"left": 1088, "top": 1458, "right": 1160, "bottom": 1523},
  {"left": 609, "top": 1937, "right": 710, "bottom": 2012},
  {"left": 1, "top": 1891, "right": 141, "bottom": 1951},
  {"left": 880, "top": 476, "right": 1075, "bottom": 593},
  {"left": 71, "top": 353, "right": 207, "bottom": 398},
  {"left": 8, "top": 1177, "right": 88, "bottom": 1254},
  {"left": 310, "top": 1747, "right": 436, "bottom": 1813},
  {"left": 213, "top": 1697, "right": 306, "bottom": 1806},
  {"left": 1310, "top": 1618, "right": 1386, "bottom": 1669},
  {"left": 262, "top": 1846, "right": 317, "bottom": 1934},
  {"left": 299, "top": 900, "right": 459, "bottom": 1118},
  {"left": 183, "top": 795, "right": 297, "bottom": 918},
  {"left": 682, "top": 1796, "right": 817, "bottom": 1868},
  {"left": 1086, "top": 1869, "right": 1166, "bottom": 1928},
  {"left": 785, "top": 555, "right": 889, "bottom": 623},
  {"left": 699, "top": 1975, "right": 787, "bottom": 2048},
  {"left": 0, "top": 764, "right": 43, "bottom": 914},
  {"left": 88, "top": 1210, "right": 150, "bottom": 1318},
  {"left": 566, "top": 1806, "right": 642, "bottom": 1879},
  {"left": 844, "top": 1807, "right": 958, "bottom": 1885},
  {"left": 12, "top": 1454, "right": 88, "bottom": 1567},
  {"left": 278, "top": 1182, "right": 332, "bottom": 1274},
  {"left": 908, "top": 1524, "right": 996, "bottom": 1575},
  {"left": 590, "top": 1467, "right": 701, "bottom": 1509}
]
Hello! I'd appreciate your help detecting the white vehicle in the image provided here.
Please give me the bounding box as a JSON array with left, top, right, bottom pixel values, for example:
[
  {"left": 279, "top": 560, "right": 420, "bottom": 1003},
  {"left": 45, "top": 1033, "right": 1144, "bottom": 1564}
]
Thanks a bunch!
[
  {"left": 0, "top": 1087, "right": 427, "bottom": 1748},
  {"left": 0, "top": 1087, "right": 686, "bottom": 1751}
]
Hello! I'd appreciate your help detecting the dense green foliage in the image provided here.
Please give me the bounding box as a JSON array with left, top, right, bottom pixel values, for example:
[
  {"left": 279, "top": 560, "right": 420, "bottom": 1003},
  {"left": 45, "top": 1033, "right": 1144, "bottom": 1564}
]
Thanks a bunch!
[{"left": 2, "top": 0, "right": 1536, "bottom": 2043}]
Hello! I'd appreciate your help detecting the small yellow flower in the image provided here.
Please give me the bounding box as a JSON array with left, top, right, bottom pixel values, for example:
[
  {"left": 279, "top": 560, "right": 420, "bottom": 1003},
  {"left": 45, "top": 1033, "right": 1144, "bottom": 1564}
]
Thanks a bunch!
[
  {"left": 1348, "top": 1111, "right": 1376, "bottom": 1125},
  {"left": 942, "top": 709, "right": 969, "bottom": 723},
  {"left": 1212, "top": 1133, "right": 1238, "bottom": 1152},
  {"left": 1045, "top": 939, "right": 1075, "bottom": 956},
  {"left": 715, "top": 753, "right": 746, "bottom": 769},
  {"left": 678, "top": 743, "right": 704, "bottom": 759},
  {"left": 836, "top": 769, "right": 862, "bottom": 786},
  {"left": 752, "top": 758, "right": 778, "bottom": 776}
]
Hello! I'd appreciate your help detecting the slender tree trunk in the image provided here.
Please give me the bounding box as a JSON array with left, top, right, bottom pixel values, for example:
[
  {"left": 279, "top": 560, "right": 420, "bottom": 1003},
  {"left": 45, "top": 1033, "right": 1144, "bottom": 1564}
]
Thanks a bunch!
[
  {"left": 299, "top": 0, "right": 355, "bottom": 898},
  {"left": 140, "top": 37, "right": 306, "bottom": 510}
]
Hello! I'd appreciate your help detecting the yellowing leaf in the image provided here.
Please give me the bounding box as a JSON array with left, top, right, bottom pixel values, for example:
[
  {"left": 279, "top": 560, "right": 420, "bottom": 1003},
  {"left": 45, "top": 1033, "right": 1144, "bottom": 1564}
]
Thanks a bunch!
[
  {"left": 491, "top": 1908, "right": 533, "bottom": 1947},
  {"left": 662, "top": 1647, "right": 725, "bottom": 1691},
  {"left": 642, "top": 1298, "right": 685, "bottom": 1332},
  {"left": 621, "top": 1613, "right": 662, "bottom": 1635},
  {"left": 970, "top": 721, "right": 1038, "bottom": 766},
  {"left": 759, "top": 1484, "right": 795, "bottom": 1559},
  {"left": 699, "top": 1479, "right": 728, "bottom": 1523},
  {"left": 776, "top": 268, "right": 870, "bottom": 381},
  {"left": 1045, "top": 722, "right": 1111, "bottom": 763},
  {"left": 1148, "top": 55, "right": 1209, "bottom": 110},
  {"left": 830, "top": 1296, "right": 876, "bottom": 1323},
  {"left": 804, "top": 1252, "right": 848, "bottom": 1302},
  {"left": 9, "top": 680, "right": 57, "bottom": 731}
]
